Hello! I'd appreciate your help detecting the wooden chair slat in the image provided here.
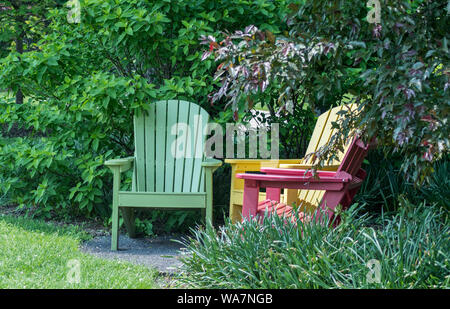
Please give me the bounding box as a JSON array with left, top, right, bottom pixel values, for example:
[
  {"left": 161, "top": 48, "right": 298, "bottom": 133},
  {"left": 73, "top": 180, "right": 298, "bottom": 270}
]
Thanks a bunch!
[
  {"left": 144, "top": 103, "right": 156, "bottom": 192},
  {"left": 164, "top": 100, "right": 179, "bottom": 192},
  {"left": 134, "top": 113, "right": 146, "bottom": 192},
  {"left": 173, "top": 101, "right": 190, "bottom": 193}
]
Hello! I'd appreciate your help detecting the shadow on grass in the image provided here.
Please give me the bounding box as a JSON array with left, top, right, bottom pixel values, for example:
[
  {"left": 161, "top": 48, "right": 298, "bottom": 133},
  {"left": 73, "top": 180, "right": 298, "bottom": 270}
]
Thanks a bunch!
[{"left": 0, "top": 213, "right": 91, "bottom": 242}]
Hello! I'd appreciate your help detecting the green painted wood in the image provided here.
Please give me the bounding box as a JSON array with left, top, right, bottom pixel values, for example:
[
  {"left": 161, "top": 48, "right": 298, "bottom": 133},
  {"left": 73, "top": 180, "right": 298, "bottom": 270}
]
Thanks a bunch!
[
  {"left": 107, "top": 100, "right": 222, "bottom": 250},
  {"left": 121, "top": 208, "right": 136, "bottom": 238},
  {"left": 145, "top": 103, "right": 156, "bottom": 192},
  {"left": 173, "top": 101, "right": 190, "bottom": 193},
  {"left": 198, "top": 169, "right": 205, "bottom": 192},
  {"left": 165, "top": 100, "right": 179, "bottom": 192},
  {"left": 182, "top": 102, "right": 199, "bottom": 192},
  {"left": 111, "top": 166, "right": 121, "bottom": 251},
  {"left": 204, "top": 167, "right": 214, "bottom": 225},
  {"left": 155, "top": 101, "right": 167, "bottom": 192},
  {"left": 118, "top": 192, "right": 206, "bottom": 208},
  {"left": 191, "top": 109, "right": 210, "bottom": 192},
  {"left": 134, "top": 114, "right": 146, "bottom": 192}
]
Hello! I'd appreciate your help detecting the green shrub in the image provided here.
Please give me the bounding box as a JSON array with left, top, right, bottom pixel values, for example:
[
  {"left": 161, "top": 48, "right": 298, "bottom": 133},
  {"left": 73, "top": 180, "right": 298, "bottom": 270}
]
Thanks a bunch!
[
  {"left": 0, "top": 0, "right": 296, "bottom": 228},
  {"left": 178, "top": 202, "right": 449, "bottom": 288}
]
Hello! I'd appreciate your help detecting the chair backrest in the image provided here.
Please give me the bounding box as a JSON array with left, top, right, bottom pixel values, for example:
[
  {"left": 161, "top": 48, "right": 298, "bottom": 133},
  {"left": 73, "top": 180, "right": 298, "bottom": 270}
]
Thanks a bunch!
[
  {"left": 303, "top": 103, "right": 357, "bottom": 165},
  {"left": 132, "top": 100, "right": 210, "bottom": 193},
  {"left": 314, "top": 137, "right": 369, "bottom": 222},
  {"left": 296, "top": 137, "right": 368, "bottom": 214},
  {"left": 336, "top": 137, "right": 369, "bottom": 176},
  {"left": 295, "top": 104, "right": 356, "bottom": 210}
]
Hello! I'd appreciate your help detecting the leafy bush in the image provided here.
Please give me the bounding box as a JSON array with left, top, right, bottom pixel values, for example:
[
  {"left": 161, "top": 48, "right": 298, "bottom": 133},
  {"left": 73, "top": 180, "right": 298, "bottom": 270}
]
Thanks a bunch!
[
  {"left": 202, "top": 0, "right": 449, "bottom": 182},
  {"left": 0, "top": 98, "right": 112, "bottom": 219},
  {"left": 178, "top": 202, "right": 449, "bottom": 288},
  {"left": 0, "top": 0, "right": 295, "bottom": 227}
]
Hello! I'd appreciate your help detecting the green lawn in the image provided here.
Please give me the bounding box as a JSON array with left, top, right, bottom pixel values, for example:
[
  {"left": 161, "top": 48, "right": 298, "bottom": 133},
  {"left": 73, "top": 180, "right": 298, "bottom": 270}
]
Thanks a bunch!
[{"left": 0, "top": 214, "right": 159, "bottom": 289}]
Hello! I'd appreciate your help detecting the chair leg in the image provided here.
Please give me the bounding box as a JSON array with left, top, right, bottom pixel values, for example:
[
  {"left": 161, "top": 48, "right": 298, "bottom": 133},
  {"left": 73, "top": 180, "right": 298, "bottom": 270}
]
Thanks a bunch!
[
  {"left": 347, "top": 187, "right": 361, "bottom": 205},
  {"left": 206, "top": 204, "right": 213, "bottom": 227},
  {"left": 205, "top": 168, "right": 214, "bottom": 226},
  {"left": 315, "top": 191, "right": 344, "bottom": 224},
  {"left": 266, "top": 187, "right": 281, "bottom": 202},
  {"left": 111, "top": 168, "right": 120, "bottom": 251},
  {"left": 121, "top": 208, "right": 136, "bottom": 238},
  {"left": 242, "top": 179, "right": 260, "bottom": 220},
  {"left": 111, "top": 203, "right": 119, "bottom": 251}
]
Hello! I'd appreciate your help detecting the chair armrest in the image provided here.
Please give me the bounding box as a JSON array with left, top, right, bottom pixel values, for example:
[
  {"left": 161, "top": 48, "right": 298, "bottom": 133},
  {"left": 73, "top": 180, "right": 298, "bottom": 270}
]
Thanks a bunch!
[
  {"left": 225, "top": 159, "right": 303, "bottom": 193},
  {"left": 104, "top": 157, "right": 134, "bottom": 173},
  {"left": 202, "top": 158, "right": 223, "bottom": 172},
  {"left": 225, "top": 159, "right": 301, "bottom": 165},
  {"left": 202, "top": 158, "right": 223, "bottom": 167},
  {"left": 261, "top": 168, "right": 337, "bottom": 178},
  {"left": 278, "top": 163, "right": 340, "bottom": 171},
  {"left": 236, "top": 172, "right": 352, "bottom": 183},
  {"left": 225, "top": 159, "right": 302, "bottom": 175}
]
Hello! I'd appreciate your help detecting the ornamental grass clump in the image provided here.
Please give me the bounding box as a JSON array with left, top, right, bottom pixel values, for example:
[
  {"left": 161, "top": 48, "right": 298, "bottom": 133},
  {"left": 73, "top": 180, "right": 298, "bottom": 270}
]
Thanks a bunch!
[{"left": 178, "top": 202, "right": 449, "bottom": 289}]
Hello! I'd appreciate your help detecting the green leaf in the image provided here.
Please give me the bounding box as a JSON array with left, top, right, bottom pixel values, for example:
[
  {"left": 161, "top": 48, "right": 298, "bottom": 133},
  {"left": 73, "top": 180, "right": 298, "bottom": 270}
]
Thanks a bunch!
[
  {"left": 115, "top": 21, "right": 126, "bottom": 28},
  {"left": 47, "top": 57, "right": 58, "bottom": 66},
  {"left": 412, "top": 62, "right": 424, "bottom": 70}
]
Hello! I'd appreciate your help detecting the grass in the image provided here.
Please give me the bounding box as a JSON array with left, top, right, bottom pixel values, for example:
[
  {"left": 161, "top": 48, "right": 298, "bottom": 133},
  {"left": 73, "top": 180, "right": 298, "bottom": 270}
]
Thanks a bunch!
[
  {"left": 0, "top": 214, "right": 159, "bottom": 289},
  {"left": 178, "top": 201, "right": 450, "bottom": 289}
]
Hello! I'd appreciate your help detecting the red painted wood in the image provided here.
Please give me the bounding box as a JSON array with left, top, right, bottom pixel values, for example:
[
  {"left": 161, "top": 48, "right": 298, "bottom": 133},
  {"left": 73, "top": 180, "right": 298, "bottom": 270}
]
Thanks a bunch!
[
  {"left": 237, "top": 137, "right": 370, "bottom": 224},
  {"left": 242, "top": 179, "right": 259, "bottom": 218},
  {"left": 256, "top": 199, "right": 309, "bottom": 225},
  {"left": 261, "top": 168, "right": 336, "bottom": 178},
  {"left": 258, "top": 180, "right": 345, "bottom": 191},
  {"left": 236, "top": 172, "right": 351, "bottom": 183},
  {"left": 314, "top": 191, "right": 345, "bottom": 223},
  {"left": 266, "top": 187, "right": 281, "bottom": 201}
]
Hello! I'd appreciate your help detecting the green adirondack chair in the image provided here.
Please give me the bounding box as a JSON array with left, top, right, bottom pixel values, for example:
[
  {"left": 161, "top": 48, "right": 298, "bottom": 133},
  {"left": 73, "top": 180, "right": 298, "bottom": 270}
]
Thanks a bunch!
[{"left": 104, "top": 100, "right": 222, "bottom": 251}]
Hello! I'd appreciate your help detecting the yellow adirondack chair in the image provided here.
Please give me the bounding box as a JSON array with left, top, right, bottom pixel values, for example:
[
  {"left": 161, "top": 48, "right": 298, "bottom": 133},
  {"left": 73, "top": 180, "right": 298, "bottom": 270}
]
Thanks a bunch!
[{"left": 225, "top": 104, "right": 356, "bottom": 223}]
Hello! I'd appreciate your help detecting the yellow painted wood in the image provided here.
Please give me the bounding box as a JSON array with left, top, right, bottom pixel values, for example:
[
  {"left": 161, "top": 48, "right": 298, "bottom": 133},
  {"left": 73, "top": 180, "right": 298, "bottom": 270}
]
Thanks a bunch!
[
  {"left": 227, "top": 104, "right": 356, "bottom": 223},
  {"left": 282, "top": 104, "right": 357, "bottom": 211}
]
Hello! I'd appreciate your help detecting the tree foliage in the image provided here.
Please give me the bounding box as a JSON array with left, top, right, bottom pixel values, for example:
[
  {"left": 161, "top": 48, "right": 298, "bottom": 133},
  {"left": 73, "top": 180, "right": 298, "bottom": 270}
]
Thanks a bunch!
[
  {"left": 0, "top": 0, "right": 294, "bottom": 221},
  {"left": 203, "top": 0, "right": 449, "bottom": 182},
  {"left": 0, "top": 0, "right": 66, "bottom": 103}
]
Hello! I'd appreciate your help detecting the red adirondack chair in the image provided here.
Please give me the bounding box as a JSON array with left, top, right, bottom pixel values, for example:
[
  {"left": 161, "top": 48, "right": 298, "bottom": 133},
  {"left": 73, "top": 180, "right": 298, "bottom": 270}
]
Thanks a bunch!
[{"left": 236, "top": 137, "right": 370, "bottom": 224}]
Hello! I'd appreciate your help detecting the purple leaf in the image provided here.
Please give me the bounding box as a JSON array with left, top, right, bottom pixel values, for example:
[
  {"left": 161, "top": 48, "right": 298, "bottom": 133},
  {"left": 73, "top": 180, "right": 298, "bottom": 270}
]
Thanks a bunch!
[{"left": 201, "top": 51, "right": 211, "bottom": 61}]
